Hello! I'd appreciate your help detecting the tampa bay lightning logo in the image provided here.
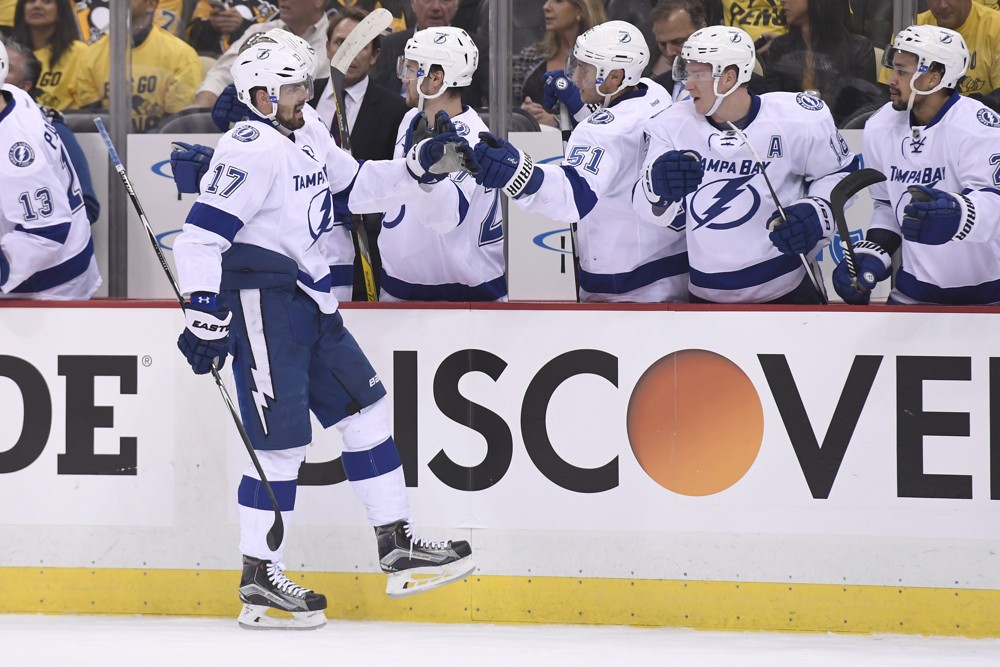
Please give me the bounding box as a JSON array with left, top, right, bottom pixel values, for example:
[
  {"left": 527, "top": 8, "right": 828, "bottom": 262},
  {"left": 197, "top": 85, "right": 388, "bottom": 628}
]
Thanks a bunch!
[
  {"left": 307, "top": 188, "right": 343, "bottom": 245},
  {"left": 940, "top": 33, "right": 953, "bottom": 44},
  {"left": 689, "top": 175, "right": 762, "bottom": 230},
  {"left": 977, "top": 108, "right": 1000, "bottom": 128},
  {"left": 433, "top": 32, "right": 448, "bottom": 44},
  {"left": 383, "top": 206, "right": 405, "bottom": 228},
  {"left": 301, "top": 144, "right": 317, "bottom": 161},
  {"left": 618, "top": 30, "right": 632, "bottom": 43},
  {"left": 256, "top": 48, "right": 271, "bottom": 60},
  {"left": 9, "top": 141, "right": 35, "bottom": 167},
  {"left": 233, "top": 125, "right": 260, "bottom": 142},
  {"left": 453, "top": 120, "right": 470, "bottom": 137},
  {"left": 587, "top": 110, "right": 615, "bottom": 125},
  {"left": 795, "top": 92, "right": 824, "bottom": 111}
]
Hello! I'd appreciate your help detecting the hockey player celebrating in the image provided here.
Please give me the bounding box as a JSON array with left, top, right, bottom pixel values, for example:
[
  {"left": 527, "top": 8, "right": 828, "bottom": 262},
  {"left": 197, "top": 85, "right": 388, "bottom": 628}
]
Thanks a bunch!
[
  {"left": 171, "top": 39, "right": 474, "bottom": 630},
  {"left": 472, "top": 20, "right": 689, "bottom": 303},
  {"left": 633, "top": 26, "right": 859, "bottom": 304},
  {"left": 0, "top": 40, "right": 101, "bottom": 300},
  {"left": 377, "top": 26, "right": 506, "bottom": 301},
  {"left": 832, "top": 25, "right": 1000, "bottom": 306}
]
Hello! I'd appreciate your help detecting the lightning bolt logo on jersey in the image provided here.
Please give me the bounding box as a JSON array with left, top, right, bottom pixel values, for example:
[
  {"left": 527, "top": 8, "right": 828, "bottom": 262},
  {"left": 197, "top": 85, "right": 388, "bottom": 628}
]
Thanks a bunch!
[
  {"left": 635, "top": 92, "right": 857, "bottom": 303},
  {"left": 862, "top": 94, "right": 1000, "bottom": 304}
]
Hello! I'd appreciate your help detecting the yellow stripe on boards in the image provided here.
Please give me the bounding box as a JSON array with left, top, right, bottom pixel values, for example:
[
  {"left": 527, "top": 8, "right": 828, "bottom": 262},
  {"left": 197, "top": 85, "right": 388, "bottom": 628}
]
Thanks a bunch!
[{"left": 1, "top": 568, "right": 997, "bottom": 638}]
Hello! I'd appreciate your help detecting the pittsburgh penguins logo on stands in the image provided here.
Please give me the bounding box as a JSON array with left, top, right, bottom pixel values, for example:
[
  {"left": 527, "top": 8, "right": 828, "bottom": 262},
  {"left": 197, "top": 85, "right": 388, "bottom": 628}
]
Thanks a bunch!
[
  {"left": 795, "top": 92, "right": 824, "bottom": 111},
  {"left": 8, "top": 142, "right": 35, "bottom": 167},
  {"left": 977, "top": 108, "right": 1000, "bottom": 128},
  {"left": 233, "top": 126, "right": 260, "bottom": 142}
]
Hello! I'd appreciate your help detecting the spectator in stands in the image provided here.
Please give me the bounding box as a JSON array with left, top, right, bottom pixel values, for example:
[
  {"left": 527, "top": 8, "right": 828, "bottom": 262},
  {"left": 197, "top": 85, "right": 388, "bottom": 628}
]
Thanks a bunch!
[
  {"left": 316, "top": 7, "right": 409, "bottom": 300},
  {"left": 916, "top": 0, "right": 1000, "bottom": 110},
  {"left": 75, "top": 0, "right": 202, "bottom": 132},
  {"left": 186, "top": 1, "right": 278, "bottom": 56},
  {"left": 514, "top": 0, "right": 606, "bottom": 128},
  {"left": 193, "top": 0, "right": 328, "bottom": 108},
  {"left": 11, "top": 0, "right": 87, "bottom": 110},
  {"left": 723, "top": 0, "right": 787, "bottom": 44},
  {"left": 647, "top": 0, "right": 707, "bottom": 100},
  {"left": 74, "top": 0, "right": 190, "bottom": 43},
  {"left": 760, "top": 0, "right": 882, "bottom": 126},
  {"left": 1, "top": 37, "right": 99, "bottom": 224},
  {"left": 371, "top": 0, "right": 489, "bottom": 108}
]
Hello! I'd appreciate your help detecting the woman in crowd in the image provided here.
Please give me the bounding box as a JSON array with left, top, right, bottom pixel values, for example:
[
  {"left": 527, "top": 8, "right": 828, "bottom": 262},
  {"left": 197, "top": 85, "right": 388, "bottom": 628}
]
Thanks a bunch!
[
  {"left": 759, "top": 0, "right": 883, "bottom": 126},
  {"left": 514, "top": 0, "right": 606, "bottom": 128},
  {"left": 11, "top": 0, "right": 86, "bottom": 109}
]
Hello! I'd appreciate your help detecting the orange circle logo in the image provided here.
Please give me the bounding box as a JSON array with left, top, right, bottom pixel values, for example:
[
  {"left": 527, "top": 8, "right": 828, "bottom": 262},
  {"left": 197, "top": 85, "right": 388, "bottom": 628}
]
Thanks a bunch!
[{"left": 627, "top": 349, "right": 764, "bottom": 496}]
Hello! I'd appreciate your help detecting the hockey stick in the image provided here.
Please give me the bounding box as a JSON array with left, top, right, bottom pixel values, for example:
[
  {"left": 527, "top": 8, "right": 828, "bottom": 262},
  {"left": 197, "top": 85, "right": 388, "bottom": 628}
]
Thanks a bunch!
[
  {"left": 330, "top": 8, "right": 393, "bottom": 302},
  {"left": 829, "top": 168, "right": 887, "bottom": 293},
  {"left": 558, "top": 104, "right": 582, "bottom": 301},
  {"left": 94, "top": 119, "right": 285, "bottom": 552},
  {"left": 725, "top": 121, "right": 828, "bottom": 304}
]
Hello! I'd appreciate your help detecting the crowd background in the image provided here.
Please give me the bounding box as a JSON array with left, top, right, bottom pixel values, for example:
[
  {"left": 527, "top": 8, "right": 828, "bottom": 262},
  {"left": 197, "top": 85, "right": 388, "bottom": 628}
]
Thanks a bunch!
[{"left": 2, "top": 0, "right": 996, "bottom": 299}]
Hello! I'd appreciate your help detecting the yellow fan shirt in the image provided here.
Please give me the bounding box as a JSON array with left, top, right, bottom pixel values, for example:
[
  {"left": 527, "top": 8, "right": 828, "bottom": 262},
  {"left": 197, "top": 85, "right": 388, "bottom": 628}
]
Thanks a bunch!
[
  {"left": 33, "top": 41, "right": 89, "bottom": 110},
  {"left": 75, "top": 26, "right": 202, "bottom": 132},
  {"left": 723, "top": 0, "right": 788, "bottom": 42}
]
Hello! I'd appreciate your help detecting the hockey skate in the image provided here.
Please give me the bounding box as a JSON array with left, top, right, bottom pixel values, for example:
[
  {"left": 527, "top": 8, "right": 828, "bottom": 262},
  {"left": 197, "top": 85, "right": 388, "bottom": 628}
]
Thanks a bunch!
[
  {"left": 237, "top": 555, "right": 327, "bottom": 630},
  {"left": 376, "top": 521, "right": 475, "bottom": 598}
]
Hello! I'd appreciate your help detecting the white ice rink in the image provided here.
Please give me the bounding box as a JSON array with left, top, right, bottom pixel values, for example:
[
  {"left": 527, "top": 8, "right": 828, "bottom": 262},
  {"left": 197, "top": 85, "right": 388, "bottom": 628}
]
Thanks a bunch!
[{"left": 3, "top": 615, "right": 999, "bottom": 666}]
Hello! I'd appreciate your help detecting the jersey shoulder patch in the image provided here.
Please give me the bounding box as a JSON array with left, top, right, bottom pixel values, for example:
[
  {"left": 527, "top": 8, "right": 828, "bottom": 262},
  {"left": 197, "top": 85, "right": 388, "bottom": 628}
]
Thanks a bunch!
[
  {"left": 8, "top": 141, "right": 36, "bottom": 167},
  {"left": 231, "top": 124, "right": 261, "bottom": 143},
  {"left": 587, "top": 109, "right": 616, "bottom": 125},
  {"left": 977, "top": 107, "right": 1000, "bottom": 128},
  {"left": 795, "top": 92, "right": 825, "bottom": 111}
]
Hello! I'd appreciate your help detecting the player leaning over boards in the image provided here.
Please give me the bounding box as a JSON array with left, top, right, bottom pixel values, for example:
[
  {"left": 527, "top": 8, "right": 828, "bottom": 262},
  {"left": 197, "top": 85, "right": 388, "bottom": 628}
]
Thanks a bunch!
[
  {"left": 171, "top": 39, "right": 474, "bottom": 631},
  {"left": 472, "top": 20, "right": 689, "bottom": 303},
  {"left": 832, "top": 25, "right": 1000, "bottom": 306},
  {"left": 0, "top": 41, "right": 100, "bottom": 300},
  {"left": 632, "top": 26, "right": 860, "bottom": 304}
]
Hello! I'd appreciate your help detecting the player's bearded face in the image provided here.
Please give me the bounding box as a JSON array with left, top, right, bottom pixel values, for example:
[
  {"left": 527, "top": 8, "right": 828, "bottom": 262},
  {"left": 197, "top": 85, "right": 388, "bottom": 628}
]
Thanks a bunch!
[
  {"left": 274, "top": 80, "right": 311, "bottom": 130},
  {"left": 886, "top": 53, "right": 919, "bottom": 112}
]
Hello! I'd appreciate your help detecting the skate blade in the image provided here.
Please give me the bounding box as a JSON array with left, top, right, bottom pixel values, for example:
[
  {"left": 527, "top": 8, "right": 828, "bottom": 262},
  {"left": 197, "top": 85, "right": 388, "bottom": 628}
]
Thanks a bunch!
[
  {"left": 385, "top": 557, "right": 476, "bottom": 598},
  {"left": 237, "top": 604, "right": 326, "bottom": 631}
]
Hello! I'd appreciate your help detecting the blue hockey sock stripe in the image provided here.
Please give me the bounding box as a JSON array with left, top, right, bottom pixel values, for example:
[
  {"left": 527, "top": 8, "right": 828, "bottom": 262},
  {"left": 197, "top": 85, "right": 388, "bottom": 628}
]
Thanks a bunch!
[
  {"left": 238, "top": 475, "right": 297, "bottom": 511},
  {"left": 342, "top": 438, "right": 402, "bottom": 482}
]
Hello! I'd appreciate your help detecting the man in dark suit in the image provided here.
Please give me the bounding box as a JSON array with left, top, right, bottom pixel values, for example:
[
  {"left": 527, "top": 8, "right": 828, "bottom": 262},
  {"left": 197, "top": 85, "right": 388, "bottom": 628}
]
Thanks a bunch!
[
  {"left": 313, "top": 8, "right": 410, "bottom": 300},
  {"left": 370, "top": 0, "right": 489, "bottom": 108}
]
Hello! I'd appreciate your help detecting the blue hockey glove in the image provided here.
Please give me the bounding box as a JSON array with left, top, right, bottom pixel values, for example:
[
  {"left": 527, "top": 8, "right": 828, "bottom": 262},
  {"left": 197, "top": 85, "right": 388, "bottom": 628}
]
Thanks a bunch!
[
  {"left": 212, "top": 83, "right": 253, "bottom": 131},
  {"left": 170, "top": 142, "right": 214, "bottom": 194},
  {"left": 542, "top": 69, "right": 592, "bottom": 122},
  {"left": 642, "top": 150, "right": 703, "bottom": 206},
  {"left": 177, "top": 292, "right": 232, "bottom": 375},
  {"left": 767, "top": 197, "right": 834, "bottom": 256},
  {"left": 832, "top": 240, "right": 892, "bottom": 305},
  {"left": 472, "top": 131, "right": 542, "bottom": 198},
  {"left": 403, "top": 111, "right": 433, "bottom": 154},
  {"left": 901, "top": 185, "right": 974, "bottom": 245}
]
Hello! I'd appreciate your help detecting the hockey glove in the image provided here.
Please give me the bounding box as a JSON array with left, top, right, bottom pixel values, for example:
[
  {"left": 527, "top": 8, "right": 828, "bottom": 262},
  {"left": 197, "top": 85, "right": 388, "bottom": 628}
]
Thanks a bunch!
[
  {"left": 177, "top": 292, "right": 232, "bottom": 375},
  {"left": 831, "top": 240, "right": 892, "bottom": 305},
  {"left": 901, "top": 185, "right": 975, "bottom": 245},
  {"left": 642, "top": 150, "right": 703, "bottom": 206},
  {"left": 211, "top": 83, "right": 253, "bottom": 131},
  {"left": 767, "top": 197, "right": 833, "bottom": 256},
  {"left": 403, "top": 111, "right": 434, "bottom": 154},
  {"left": 170, "top": 142, "right": 214, "bottom": 194},
  {"left": 542, "top": 70, "right": 592, "bottom": 123},
  {"left": 472, "top": 132, "right": 542, "bottom": 198}
]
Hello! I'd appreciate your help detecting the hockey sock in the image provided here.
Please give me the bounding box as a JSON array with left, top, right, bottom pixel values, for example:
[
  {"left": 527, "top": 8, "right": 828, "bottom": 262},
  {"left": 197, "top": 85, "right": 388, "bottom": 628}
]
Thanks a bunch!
[{"left": 237, "top": 446, "right": 307, "bottom": 561}]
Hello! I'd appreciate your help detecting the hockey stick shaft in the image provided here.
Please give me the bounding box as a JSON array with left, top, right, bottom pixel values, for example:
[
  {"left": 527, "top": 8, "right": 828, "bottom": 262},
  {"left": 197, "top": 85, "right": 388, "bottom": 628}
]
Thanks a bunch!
[
  {"left": 95, "top": 119, "right": 285, "bottom": 551},
  {"left": 726, "top": 121, "right": 828, "bottom": 304},
  {"left": 330, "top": 8, "right": 392, "bottom": 303},
  {"left": 829, "top": 168, "right": 887, "bottom": 293},
  {"left": 558, "top": 104, "right": 581, "bottom": 302}
]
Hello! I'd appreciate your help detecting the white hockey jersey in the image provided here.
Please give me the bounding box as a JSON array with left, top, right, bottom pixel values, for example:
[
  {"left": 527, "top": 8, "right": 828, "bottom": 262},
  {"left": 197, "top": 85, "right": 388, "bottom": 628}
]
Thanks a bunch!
[
  {"left": 377, "top": 106, "right": 506, "bottom": 301},
  {"left": 863, "top": 94, "right": 1000, "bottom": 305},
  {"left": 0, "top": 85, "right": 100, "bottom": 299},
  {"left": 516, "top": 79, "right": 687, "bottom": 302},
  {"left": 634, "top": 92, "right": 858, "bottom": 303},
  {"left": 174, "top": 105, "right": 450, "bottom": 312}
]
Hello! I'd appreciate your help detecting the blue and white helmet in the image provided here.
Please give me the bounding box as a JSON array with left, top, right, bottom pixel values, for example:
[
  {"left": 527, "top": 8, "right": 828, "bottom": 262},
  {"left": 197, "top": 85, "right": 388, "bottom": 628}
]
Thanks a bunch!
[
  {"left": 0, "top": 40, "right": 8, "bottom": 88},
  {"left": 572, "top": 20, "right": 649, "bottom": 102},
  {"left": 885, "top": 24, "right": 968, "bottom": 93},
  {"left": 244, "top": 27, "right": 318, "bottom": 73},
  {"left": 673, "top": 26, "right": 756, "bottom": 116},
  {"left": 231, "top": 41, "right": 312, "bottom": 122},
  {"left": 402, "top": 26, "right": 479, "bottom": 106}
]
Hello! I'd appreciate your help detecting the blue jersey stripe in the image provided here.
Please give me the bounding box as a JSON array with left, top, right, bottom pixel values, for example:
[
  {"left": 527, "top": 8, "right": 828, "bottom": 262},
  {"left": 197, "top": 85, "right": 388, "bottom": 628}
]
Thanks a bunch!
[
  {"left": 896, "top": 269, "right": 1000, "bottom": 305},
  {"left": 579, "top": 252, "right": 689, "bottom": 295},
  {"left": 381, "top": 270, "right": 507, "bottom": 301},
  {"left": 15, "top": 221, "right": 71, "bottom": 245},
  {"left": 560, "top": 165, "right": 598, "bottom": 218},
  {"left": 186, "top": 202, "right": 245, "bottom": 242},
  {"left": 9, "top": 237, "right": 94, "bottom": 294},
  {"left": 690, "top": 253, "right": 801, "bottom": 291}
]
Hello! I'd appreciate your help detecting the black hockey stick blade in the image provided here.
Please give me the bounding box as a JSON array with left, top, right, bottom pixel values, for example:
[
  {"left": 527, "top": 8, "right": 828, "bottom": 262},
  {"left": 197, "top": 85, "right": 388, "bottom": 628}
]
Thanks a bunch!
[{"left": 830, "top": 168, "right": 886, "bottom": 290}]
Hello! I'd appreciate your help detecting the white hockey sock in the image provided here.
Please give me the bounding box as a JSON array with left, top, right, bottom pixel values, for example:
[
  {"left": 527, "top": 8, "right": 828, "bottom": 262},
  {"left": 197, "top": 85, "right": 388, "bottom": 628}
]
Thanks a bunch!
[{"left": 237, "top": 446, "right": 307, "bottom": 561}]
